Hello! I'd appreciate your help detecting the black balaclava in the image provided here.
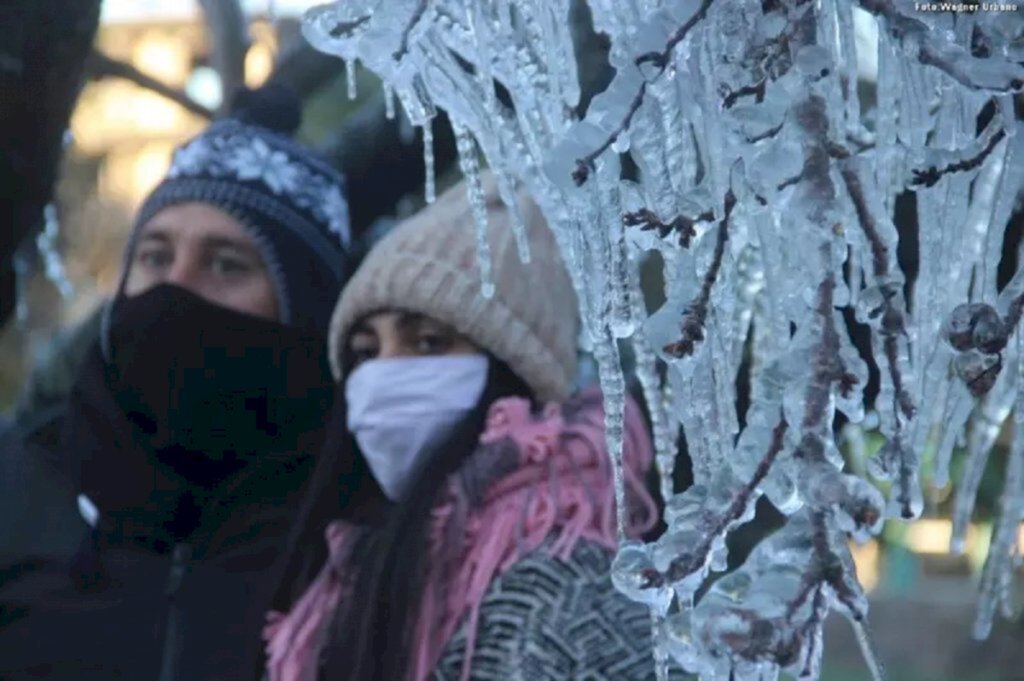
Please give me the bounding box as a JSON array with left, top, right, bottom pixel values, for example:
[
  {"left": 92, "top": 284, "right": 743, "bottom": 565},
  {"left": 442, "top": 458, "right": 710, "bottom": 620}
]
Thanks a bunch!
[{"left": 64, "top": 284, "right": 335, "bottom": 552}]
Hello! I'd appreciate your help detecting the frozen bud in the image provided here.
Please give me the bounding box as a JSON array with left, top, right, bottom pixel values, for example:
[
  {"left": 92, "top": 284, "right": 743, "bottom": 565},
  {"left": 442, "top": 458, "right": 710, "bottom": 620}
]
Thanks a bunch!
[
  {"left": 800, "top": 463, "right": 884, "bottom": 540},
  {"left": 652, "top": 528, "right": 709, "bottom": 594},
  {"left": 943, "top": 303, "right": 1006, "bottom": 353},
  {"left": 854, "top": 283, "right": 901, "bottom": 331},
  {"left": 954, "top": 350, "right": 1002, "bottom": 398},
  {"left": 611, "top": 541, "right": 673, "bottom": 613},
  {"left": 972, "top": 311, "right": 1008, "bottom": 354}
]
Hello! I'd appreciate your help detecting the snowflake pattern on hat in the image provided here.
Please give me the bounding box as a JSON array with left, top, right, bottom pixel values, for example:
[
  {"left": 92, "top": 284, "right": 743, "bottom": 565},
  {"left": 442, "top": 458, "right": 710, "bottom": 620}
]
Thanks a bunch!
[{"left": 167, "top": 126, "right": 351, "bottom": 244}]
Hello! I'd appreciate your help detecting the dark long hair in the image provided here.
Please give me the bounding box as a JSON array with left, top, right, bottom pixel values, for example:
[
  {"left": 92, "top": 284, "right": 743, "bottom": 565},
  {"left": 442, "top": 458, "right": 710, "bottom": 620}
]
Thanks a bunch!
[{"left": 272, "top": 353, "right": 533, "bottom": 681}]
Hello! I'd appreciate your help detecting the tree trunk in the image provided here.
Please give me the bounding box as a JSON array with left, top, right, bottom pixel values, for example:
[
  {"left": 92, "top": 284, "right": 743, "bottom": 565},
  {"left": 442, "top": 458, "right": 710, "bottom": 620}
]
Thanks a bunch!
[{"left": 0, "top": 0, "right": 101, "bottom": 328}]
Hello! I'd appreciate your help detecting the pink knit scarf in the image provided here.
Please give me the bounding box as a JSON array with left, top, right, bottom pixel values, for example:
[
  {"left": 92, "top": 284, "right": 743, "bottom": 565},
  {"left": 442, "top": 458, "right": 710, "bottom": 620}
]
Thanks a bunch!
[{"left": 264, "top": 387, "right": 658, "bottom": 681}]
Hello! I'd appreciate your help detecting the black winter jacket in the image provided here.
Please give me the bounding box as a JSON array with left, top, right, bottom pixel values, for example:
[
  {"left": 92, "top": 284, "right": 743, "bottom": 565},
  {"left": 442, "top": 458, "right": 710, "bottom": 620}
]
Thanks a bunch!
[{"left": 0, "top": 401, "right": 316, "bottom": 681}]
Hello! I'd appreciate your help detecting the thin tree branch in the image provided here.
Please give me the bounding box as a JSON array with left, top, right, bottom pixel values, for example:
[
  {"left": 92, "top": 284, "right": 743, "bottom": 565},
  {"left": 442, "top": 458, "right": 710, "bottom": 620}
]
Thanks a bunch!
[
  {"left": 912, "top": 126, "right": 1006, "bottom": 187},
  {"left": 85, "top": 50, "right": 215, "bottom": 120},
  {"left": 572, "top": 82, "right": 647, "bottom": 185},
  {"left": 635, "top": 0, "right": 716, "bottom": 70},
  {"left": 640, "top": 413, "right": 789, "bottom": 589},
  {"left": 663, "top": 190, "right": 736, "bottom": 358},
  {"left": 572, "top": 0, "right": 715, "bottom": 186},
  {"left": 393, "top": 0, "right": 429, "bottom": 61},
  {"left": 857, "top": 0, "right": 1024, "bottom": 93},
  {"left": 622, "top": 207, "right": 713, "bottom": 247},
  {"left": 839, "top": 163, "right": 916, "bottom": 421},
  {"left": 198, "top": 0, "right": 249, "bottom": 114}
]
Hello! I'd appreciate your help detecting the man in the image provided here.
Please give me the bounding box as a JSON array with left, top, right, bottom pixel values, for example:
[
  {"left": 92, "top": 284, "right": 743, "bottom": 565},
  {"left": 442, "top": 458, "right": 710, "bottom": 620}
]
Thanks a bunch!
[{"left": 0, "top": 84, "right": 352, "bottom": 680}]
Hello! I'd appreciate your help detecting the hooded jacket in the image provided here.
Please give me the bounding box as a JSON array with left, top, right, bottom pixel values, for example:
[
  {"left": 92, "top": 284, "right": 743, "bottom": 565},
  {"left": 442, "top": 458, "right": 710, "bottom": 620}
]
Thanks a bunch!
[{"left": 0, "top": 286, "right": 336, "bottom": 681}]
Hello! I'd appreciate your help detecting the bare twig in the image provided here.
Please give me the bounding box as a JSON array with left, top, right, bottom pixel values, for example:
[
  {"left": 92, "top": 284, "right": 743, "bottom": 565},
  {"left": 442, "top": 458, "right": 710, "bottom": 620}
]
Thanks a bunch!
[
  {"left": 839, "top": 164, "right": 916, "bottom": 421},
  {"left": 86, "top": 50, "right": 215, "bottom": 120},
  {"left": 663, "top": 190, "right": 736, "bottom": 358},
  {"left": 640, "top": 414, "right": 789, "bottom": 589},
  {"left": 635, "top": 0, "right": 716, "bottom": 70},
  {"left": 572, "top": 0, "right": 715, "bottom": 186},
  {"left": 912, "top": 127, "right": 1006, "bottom": 187},
  {"left": 857, "top": 0, "right": 1024, "bottom": 93},
  {"left": 722, "top": 78, "right": 766, "bottom": 109},
  {"left": 198, "top": 0, "right": 249, "bottom": 114},
  {"left": 622, "top": 207, "right": 713, "bottom": 247},
  {"left": 393, "top": 0, "right": 429, "bottom": 61},
  {"left": 331, "top": 14, "right": 371, "bottom": 37},
  {"left": 572, "top": 82, "right": 647, "bottom": 185}
]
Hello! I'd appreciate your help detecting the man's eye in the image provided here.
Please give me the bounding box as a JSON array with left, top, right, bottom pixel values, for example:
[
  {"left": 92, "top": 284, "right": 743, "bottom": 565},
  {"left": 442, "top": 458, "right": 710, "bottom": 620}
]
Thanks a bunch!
[
  {"left": 210, "top": 255, "right": 252, "bottom": 276},
  {"left": 136, "top": 249, "right": 171, "bottom": 269}
]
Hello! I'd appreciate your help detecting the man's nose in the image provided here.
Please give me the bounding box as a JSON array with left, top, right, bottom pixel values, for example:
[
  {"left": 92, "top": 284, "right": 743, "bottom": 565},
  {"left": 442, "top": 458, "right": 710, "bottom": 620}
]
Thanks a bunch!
[{"left": 163, "top": 256, "right": 202, "bottom": 290}]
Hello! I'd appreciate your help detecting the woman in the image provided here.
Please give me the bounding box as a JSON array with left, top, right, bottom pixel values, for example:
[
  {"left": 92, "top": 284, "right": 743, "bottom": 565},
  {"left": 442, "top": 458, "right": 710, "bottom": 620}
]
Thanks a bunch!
[{"left": 265, "top": 174, "right": 663, "bottom": 681}]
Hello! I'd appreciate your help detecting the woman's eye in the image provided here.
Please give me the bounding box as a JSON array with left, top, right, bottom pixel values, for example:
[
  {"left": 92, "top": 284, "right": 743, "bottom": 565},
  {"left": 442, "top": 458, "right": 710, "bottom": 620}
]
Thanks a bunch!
[
  {"left": 349, "top": 346, "right": 377, "bottom": 365},
  {"left": 416, "top": 334, "right": 450, "bottom": 354}
]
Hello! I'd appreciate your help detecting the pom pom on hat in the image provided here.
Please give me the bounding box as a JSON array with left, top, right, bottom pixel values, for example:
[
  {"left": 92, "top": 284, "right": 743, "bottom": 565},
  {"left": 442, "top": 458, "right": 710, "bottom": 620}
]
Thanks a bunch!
[{"left": 229, "top": 83, "right": 303, "bottom": 135}]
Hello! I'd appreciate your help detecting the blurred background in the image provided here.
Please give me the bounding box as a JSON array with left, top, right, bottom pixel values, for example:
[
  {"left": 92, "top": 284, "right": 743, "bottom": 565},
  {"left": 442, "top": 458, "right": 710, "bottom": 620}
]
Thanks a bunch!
[
  {"left": 0, "top": 2, "right": 1022, "bottom": 679},
  {"left": 0, "top": 0, "right": 451, "bottom": 413}
]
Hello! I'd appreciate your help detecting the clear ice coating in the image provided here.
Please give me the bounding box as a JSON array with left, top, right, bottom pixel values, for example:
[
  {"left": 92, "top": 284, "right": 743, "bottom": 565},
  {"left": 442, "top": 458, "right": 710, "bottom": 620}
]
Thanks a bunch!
[{"left": 303, "top": 1, "right": 1024, "bottom": 678}]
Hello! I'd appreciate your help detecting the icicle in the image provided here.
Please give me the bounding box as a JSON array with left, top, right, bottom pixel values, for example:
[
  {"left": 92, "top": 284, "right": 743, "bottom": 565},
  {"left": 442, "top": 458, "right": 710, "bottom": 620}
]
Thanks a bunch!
[
  {"left": 651, "top": 610, "right": 670, "bottom": 681},
  {"left": 345, "top": 58, "right": 358, "bottom": 100},
  {"left": 593, "top": 324, "right": 629, "bottom": 542},
  {"left": 37, "top": 203, "right": 74, "bottom": 300},
  {"left": 952, "top": 357, "right": 1018, "bottom": 552},
  {"left": 492, "top": 173, "right": 531, "bottom": 264},
  {"left": 973, "top": 332, "right": 1024, "bottom": 639},
  {"left": 931, "top": 386, "right": 974, "bottom": 489},
  {"left": 383, "top": 83, "right": 396, "bottom": 120},
  {"left": 453, "top": 124, "right": 495, "bottom": 299},
  {"left": 423, "top": 122, "right": 436, "bottom": 204},
  {"left": 850, "top": 618, "right": 887, "bottom": 681},
  {"left": 13, "top": 248, "right": 31, "bottom": 328}
]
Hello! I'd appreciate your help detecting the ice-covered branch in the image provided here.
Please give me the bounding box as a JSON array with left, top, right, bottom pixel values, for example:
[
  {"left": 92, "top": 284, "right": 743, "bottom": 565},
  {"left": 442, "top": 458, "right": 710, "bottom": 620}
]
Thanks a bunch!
[
  {"left": 722, "top": 78, "right": 766, "bottom": 110},
  {"left": 634, "top": 0, "right": 715, "bottom": 71},
  {"left": 573, "top": 0, "right": 715, "bottom": 186},
  {"left": 301, "top": 0, "right": 1024, "bottom": 674},
  {"left": 393, "top": 0, "right": 428, "bottom": 61},
  {"left": 622, "top": 207, "right": 713, "bottom": 248},
  {"left": 912, "top": 127, "right": 1007, "bottom": 188},
  {"left": 663, "top": 191, "right": 736, "bottom": 358},
  {"left": 839, "top": 164, "right": 916, "bottom": 420},
  {"left": 635, "top": 414, "right": 789, "bottom": 591},
  {"left": 572, "top": 83, "right": 647, "bottom": 185},
  {"left": 857, "top": 0, "right": 1024, "bottom": 93}
]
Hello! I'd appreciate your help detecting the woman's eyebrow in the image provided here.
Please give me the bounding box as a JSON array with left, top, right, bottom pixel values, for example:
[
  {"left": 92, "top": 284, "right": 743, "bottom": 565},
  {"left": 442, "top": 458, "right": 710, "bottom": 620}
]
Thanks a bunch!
[{"left": 395, "top": 312, "right": 428, "bottom": 333}]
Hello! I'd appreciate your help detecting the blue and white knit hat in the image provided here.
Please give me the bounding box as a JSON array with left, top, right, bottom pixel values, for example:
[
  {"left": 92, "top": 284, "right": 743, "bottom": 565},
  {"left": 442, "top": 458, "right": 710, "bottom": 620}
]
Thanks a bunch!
[{"left": 113, "top": 84, "right": 352, "bottom": 337}]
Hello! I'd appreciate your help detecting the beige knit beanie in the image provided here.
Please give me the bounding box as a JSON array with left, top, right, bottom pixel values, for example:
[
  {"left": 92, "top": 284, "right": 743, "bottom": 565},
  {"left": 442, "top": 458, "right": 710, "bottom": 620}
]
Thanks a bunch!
[{"left": 328, "top": 172, "right": 579, "bottom": 402}]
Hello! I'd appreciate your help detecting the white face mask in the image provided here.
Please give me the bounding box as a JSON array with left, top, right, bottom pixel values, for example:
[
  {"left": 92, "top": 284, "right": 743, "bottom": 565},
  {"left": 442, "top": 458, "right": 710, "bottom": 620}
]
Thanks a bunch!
[{"left": 345, "top": 354, "right": 489, "bottom": 501}]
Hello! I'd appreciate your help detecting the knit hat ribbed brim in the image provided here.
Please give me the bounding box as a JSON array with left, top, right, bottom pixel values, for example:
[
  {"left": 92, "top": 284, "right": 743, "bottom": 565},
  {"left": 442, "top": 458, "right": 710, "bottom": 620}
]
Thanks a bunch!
[{"left": 329, "top": 173, "right": 579, "bottom": 402}]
